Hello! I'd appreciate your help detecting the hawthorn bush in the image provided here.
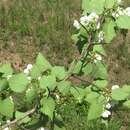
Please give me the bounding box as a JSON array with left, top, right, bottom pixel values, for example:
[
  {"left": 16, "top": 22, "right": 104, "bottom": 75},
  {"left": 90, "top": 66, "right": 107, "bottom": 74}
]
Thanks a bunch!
[{"left": 1, "top": 0, "right": 130, "bottom": 130}]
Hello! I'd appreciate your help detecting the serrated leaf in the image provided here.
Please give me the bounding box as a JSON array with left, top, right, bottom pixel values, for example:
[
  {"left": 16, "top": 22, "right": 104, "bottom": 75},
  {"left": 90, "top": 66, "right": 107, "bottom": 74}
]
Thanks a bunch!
[
  {"left": 36, "top": 53, "right": 52, "bottom": 72},
  {"left": 85, "top": 92, "right": 100, "bottom": 103},
  {"left": 0, "top": 63, "right": 13, "bottom": 77},
  {"left": 82, "top": 63, "right": 93, "bottom": 75},
  {"left": 70, "top": 87, "right": 85, "bottom": 101},
  {"left": 105, "top": 0, "right": 115, "bottom": 9},
  {"left": 40, "top": 97, "right": 55, "bottom": 120},
  {"left": 92, "top": 62, "right": 108, "bottom": 80},
  {"left": 57, "top": 81, "right": 71, "bottom": 95},
  {"left": 15, "top": 111, "right": 31, "bottom": 123},
  {"left": 93, "top": 45, "right": 106, "bottom": 55},
  {"left": 39, "top": 75, "right": 57, "bottom": 91},
  {"left": 87, "top": 102, "right": 103, "bottom": 120},
  {"left": 73, "top": 61, "right": 82, "bottom": 74},
  {"left": 103, "top": 20, "right": 116, "bottom": 43},
  {"left": 116, "top": 15, "right": 130, "bottom": 29},
  {"left": 26, "top": 87, "right": 37, "bottom": 103},
  {"left": 0, "top": 98, "right": 14, "bottom": 118},
  {"left": 112, "top": 88, "right": 129, "bottom": 101},
  {"left": 30, "top": 64, "right": 41, "bottom": 79},
  {"left": 84, "top": 0, "right": 105, "bottom": 14},
  {"left": 0, "top": 79, "right": 8, "bottom": 91},
  {"left": 93, "top": 80, "right": 108, "bottom": 89},
  {"left": 52, "top": 66, "right": 66, "bottom": 80},
  {"left": 9, "top": 73, "right": 29, "bottom": 92}
]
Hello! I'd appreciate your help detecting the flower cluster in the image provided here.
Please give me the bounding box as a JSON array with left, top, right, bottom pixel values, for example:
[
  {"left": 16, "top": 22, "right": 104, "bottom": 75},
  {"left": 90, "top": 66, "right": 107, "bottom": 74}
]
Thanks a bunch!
[
  {"left": 73, "top": 12, "right": 100, "bottom": 30},
  {"left": 23, "top": 64, "right": 33, "bottom": 75},
  {"left": 98, "top": 31, "right": 104, "bottom": 43},
  {"left": 101, "top": 85, "right": 120, "bottom": 118},
  {"left": 112, "top": 7, "right": 130, "bottom": 18}
]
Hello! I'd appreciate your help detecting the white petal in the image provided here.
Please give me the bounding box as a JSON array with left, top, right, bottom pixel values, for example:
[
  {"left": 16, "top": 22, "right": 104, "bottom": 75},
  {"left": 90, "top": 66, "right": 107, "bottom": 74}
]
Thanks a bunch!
[
  {"left": 27, "top": 64, "right": 33, "bottom": 70},
  {"left": 112, "top": 85, "right": 119, "bottom": 90},
  {"left": 73, "top": 20, "right": 81, "bottom": 29},
  {"left": 106, "top": 103, "right": 111, "bottom": 109},
  {"left": 23, "top": 69, "right": 29, "bottom": 75}
]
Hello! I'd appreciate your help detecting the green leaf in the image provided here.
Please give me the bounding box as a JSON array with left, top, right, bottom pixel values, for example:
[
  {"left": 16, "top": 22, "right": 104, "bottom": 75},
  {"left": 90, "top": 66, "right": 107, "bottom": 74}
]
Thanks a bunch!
[
  {"left": 92, "top": 62, "right": 108, "bottom": 80},
  {"left": 26, "top": 87, "right": 37, "bottom": 103},
  {"left": 85, "top": 92, "right": 100, "bottom": 103},
  {"left": 52, "top": 66, "right": 66, "bottom": 80},
  {"left": 112, "top": 88, "right": 129, "bottom": 101},
  {"left": 9, "top": 73, "right": 29, "bottom": 93},
  {"left": 57, "top": 81, "right": 71, "bottom": 95},
  {"left": 84, "top": 0, "right": 105, "bottom": 14},
  {"left": 0, "top": 79, "right": 8, "bottom": 91},
  {"left": 0, "top": 63, "right": 13, "bottom": 77},
  {"left": 30, "top": 64, "right": 41, "bottom": 79},
  {"left": 93, "top": 80, "right": 108, "bottom": 89},
  {"left": 93, "top": 45, "right": 106, "bottom": 55},
  {"left": 73, "top": 61, "right": 82, "bottom": 74},
  {"left": 116, "top": 15, "right": 130, "bottom": 29},
  {"left": 103, "top": 20, "right": 116, "bottom": 43},
  {"left": 87, "top": 102, "right": 103, "bottom": 120},
  {"left": 82, "top": 63, "right": 93, "bottom": 75},
  {"left": 0, "top": 98, "right": 14, "bottom": 118},
  {"left": 39, "top": 75, "right": 57, "bottom": 91},
  {"left": 40, "top": 97, "right": 55, "bottom": 120},
  {"left": 105, "top": 0, "right": 115, "bottom": 9},
  {"left": 15, "top": 111, "right": 31, "bottom": 123},
  {"left": 36, "top": 53, "right": 52, "bottom": 72},
  {"left": 82, "top": 0, "right": 90, "bottom": 11},
  {"left": 70, "top": 87, "right": 85, "bottom": 101},
  {"left": 123, "top": 100, "right": 130, "bottom": 108},
  {"left": 122, "top": 85, "right": 130, "bottom": 93}
]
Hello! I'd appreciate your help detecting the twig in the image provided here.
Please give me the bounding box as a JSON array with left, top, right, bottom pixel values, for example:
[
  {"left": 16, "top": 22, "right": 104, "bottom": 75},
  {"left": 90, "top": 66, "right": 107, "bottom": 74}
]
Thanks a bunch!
[
  {"left": 71, "top": 74, "right": 100, "bottom": 89},
  {"left": 0, "top": 107, "right": 36, "bottom": 130}
]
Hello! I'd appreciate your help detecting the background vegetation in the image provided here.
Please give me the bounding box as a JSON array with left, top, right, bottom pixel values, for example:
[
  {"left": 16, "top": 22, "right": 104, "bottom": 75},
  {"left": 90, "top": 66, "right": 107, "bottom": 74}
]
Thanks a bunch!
[{"left": 0, "top": 0, "right": 130, "bottom": 129}]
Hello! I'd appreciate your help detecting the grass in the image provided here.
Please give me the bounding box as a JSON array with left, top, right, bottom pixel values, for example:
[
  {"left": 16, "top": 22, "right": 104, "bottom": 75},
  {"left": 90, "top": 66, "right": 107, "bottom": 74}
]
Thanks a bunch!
[{"left": 0, "top": 0, "right": 130, "bottom": 130}]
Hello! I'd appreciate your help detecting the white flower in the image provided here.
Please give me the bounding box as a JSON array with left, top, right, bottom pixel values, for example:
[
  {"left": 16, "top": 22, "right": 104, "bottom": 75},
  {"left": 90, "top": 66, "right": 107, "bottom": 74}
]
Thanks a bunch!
[
  {"left": 117, "top": 0, "right": 122, "bottom": 4},
  {"left": 7, "top": 75, "right": 12, "bottom": 80},
  {"left": 106, "top": 103, "right": 111, "bottom": 109},
  {"left": 126, "top": 7, "right": 130, "bottom": 16},
  {"left": 80, "top": 16, "right": 89, "bottom": 26},
  {"left": 4, "top": 127, "right": 9, "bottom": 130},
  {"left": 27, "top": 64, "right": 33, "bottom": 70},
  {"left": 73, "top": 20, "right": 81, "bottom": 29},
  {"left": 94, "top": 54, "right": 102, "bottom": 63},
  {"left": 98, "top": 31, "right": 104, "bottom": 43},
  {"left": 9, "top": 96, "right": 13, "bottom": 103},
  {"left": 101, "top": 110, "right": 111, "bottom": 118},
  {"left": 27, "top": 76, "right": 31, "bottom": 81},
  {"left": 38, "top": 76, "right": 41, "bottom": 80},
  {"left": 40, "top": 127, "right": 45, "bottom": 130},
  {"left": 56, "top": 94, "right": 60, "bottom": 100},
  {"left": 6, "top": 120, "right": 10, "bottom": 123},
  {"left": 112, "top": 85, "right": 119, "bottom": 90},
  {"left": 112, "top": 7, "right": 127, "bottom": 18},
  {"left": 88, "top": 12, "right": 99, "bottom": 22},
  {"left": 23, "top": 68, "right": 29, "bottom": 75}
]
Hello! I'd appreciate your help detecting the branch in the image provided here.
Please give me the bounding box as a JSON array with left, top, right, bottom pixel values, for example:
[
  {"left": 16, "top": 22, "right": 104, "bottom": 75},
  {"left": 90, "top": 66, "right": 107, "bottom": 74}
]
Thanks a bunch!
[
  {"left": 0, "top": 107, "right": 36, "bottom": 130},
  {"left": 71, "top": 74, "right": 100, "bottom": 89}
]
